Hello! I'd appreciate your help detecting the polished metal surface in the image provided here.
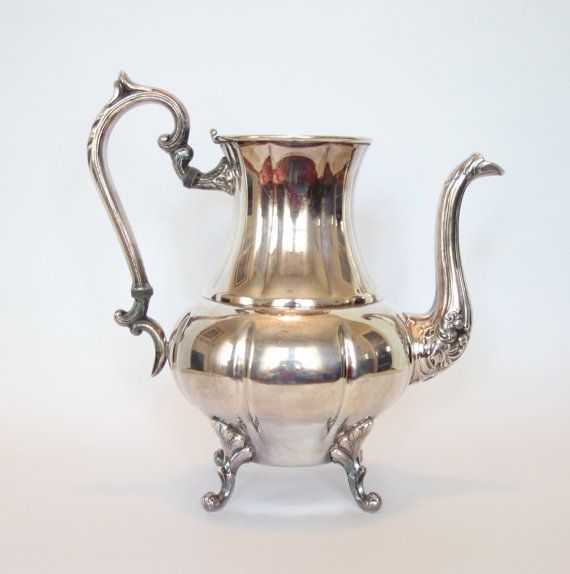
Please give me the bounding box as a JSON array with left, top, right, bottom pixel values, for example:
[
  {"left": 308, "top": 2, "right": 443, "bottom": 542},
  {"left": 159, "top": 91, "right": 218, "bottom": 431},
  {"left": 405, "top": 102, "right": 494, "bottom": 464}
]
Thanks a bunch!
[
  {"left": 88, "top": 73, "right": 504, "bottom": 511},
  {"left": 170, "top": 300, "right": 411, "bottom": 467},
  {"left": 405, "top": 153, "right": 504, "bottom": 383},
  {"left": 330, "top": 417, "right": 381, "bottom": 512},
  {"left": 205, "top": 134, "right": 377, "bottom": 308},
  {"left": 202, "top": 418, "right": 254, "bottom": 512}
]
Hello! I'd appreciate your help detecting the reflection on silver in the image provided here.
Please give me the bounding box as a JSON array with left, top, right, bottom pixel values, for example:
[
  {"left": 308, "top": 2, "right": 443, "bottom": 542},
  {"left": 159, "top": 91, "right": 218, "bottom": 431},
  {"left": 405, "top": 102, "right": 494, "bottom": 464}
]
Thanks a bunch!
[
  {"left": 88, "top": 74, "right": 504, "bottom": 512},
  {"left": 406, "top": 153, "right": 504, "bottom": 383},
  {"left": 171, "top": 301, "right": 411, "bottom": 469},
  {"left": 330, "top": 417, "right": 381, "bottom": 512},
  {"left": 202, "top": 418, "right": 254, "bottom": 511},
  {"left": 205, "top": 133, "right": 377, "bottom": 307}
]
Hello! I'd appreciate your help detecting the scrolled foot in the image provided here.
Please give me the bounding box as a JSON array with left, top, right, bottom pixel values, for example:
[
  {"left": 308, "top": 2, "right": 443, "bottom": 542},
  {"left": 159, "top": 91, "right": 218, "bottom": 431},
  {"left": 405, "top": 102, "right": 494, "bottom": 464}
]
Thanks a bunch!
[
  {"left": 330, "top": 417, "right": 382, "bottom": 513},
  {"left": 201, "top": 418, "right": 254, "bottom": 512}
]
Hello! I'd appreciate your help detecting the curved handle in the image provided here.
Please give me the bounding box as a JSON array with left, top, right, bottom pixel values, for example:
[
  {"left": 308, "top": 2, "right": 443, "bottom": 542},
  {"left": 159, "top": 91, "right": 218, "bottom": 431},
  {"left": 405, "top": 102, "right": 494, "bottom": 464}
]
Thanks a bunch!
[{"left": 87, "top": 72, "right": 197, "bottom": 376}]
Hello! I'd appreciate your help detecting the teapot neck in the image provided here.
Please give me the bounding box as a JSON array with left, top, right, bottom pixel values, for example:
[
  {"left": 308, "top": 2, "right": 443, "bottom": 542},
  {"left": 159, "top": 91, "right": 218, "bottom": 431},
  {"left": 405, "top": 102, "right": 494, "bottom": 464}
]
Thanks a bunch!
[{"left": 204, "top": 138, "right": 377, "bottom": 308}]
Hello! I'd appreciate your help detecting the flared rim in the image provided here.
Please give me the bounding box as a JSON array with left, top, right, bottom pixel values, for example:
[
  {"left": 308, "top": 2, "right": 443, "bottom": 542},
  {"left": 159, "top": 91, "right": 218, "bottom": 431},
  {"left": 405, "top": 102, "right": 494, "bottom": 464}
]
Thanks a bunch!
[{"left": 214, "top": 134, "right": 372, "bottom": 145}]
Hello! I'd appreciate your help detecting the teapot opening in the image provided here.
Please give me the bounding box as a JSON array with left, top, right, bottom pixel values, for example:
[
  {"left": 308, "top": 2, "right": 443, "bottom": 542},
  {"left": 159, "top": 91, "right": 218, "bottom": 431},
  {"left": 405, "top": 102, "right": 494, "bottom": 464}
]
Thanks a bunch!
[{"left": 213, "top": 133, "right": 372, "bottom": 145}]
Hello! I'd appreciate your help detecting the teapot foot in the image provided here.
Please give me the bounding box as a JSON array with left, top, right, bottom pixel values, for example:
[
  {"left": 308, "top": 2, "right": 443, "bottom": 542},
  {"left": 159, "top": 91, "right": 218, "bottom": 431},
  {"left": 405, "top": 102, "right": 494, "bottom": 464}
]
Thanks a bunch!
[
  {"left": 201, "top": 417, "right": 254, "bottom": 512},
  {"left": 330, "top": 417, "right": 382, "bottom": 512}
]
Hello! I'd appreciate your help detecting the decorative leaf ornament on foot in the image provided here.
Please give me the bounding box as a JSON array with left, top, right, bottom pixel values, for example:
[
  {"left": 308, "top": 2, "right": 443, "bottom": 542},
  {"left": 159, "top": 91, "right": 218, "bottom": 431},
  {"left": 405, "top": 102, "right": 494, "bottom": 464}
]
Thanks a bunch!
[
  {"left": 330, "top": 417, "right": 382, "bottom": 512},
  {"left": 202, "top": 418, "right": 254, "bottom": 511}
]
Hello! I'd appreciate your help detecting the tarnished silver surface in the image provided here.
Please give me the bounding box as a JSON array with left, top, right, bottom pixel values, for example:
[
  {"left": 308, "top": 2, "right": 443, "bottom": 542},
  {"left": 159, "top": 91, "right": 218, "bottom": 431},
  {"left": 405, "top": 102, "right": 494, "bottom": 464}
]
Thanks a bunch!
[
  {"left": 88, "top": 74, "right": 504, "bottom": 511},
  {"left": 202, "top": 417, "right": 254, "bottom": 511},
  {"left": 330, "top": 417, "right": 381, "bottom": 512}
]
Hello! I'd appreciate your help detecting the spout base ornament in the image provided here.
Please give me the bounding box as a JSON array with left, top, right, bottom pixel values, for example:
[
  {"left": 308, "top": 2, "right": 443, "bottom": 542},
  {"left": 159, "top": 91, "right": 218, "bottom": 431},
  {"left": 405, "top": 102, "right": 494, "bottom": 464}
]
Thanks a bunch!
[
  {"left": 330, "top": 417, "right": 382, "bottom": 512},
  {"left": 201, "top": 417, "right": 254, "bottom": 512}
]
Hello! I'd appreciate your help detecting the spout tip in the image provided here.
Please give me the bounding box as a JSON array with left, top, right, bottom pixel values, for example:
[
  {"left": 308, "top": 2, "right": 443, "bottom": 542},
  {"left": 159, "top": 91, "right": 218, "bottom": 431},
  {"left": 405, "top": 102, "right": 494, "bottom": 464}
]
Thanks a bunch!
[{"left": 473, "top": 154, "right": 505, "bottom": 177}]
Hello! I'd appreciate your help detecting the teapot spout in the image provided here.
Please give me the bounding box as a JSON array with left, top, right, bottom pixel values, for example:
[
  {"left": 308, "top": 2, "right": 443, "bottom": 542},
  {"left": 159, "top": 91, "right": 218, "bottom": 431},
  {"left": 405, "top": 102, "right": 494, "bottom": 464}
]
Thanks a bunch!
[{"left": 406, "top": 153, "right": 504, "bottom": 383}]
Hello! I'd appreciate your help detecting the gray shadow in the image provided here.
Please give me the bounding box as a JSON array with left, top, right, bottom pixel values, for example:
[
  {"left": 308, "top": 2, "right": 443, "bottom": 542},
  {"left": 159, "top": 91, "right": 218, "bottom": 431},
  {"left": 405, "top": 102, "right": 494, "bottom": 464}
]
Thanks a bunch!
[{"left": 77, "top": 461, "right": 507, "bottom": 531}]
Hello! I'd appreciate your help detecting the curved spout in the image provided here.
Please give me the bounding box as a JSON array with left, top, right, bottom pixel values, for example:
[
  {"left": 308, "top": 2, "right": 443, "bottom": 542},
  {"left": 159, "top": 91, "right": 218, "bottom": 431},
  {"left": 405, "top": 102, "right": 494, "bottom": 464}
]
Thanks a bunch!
[{"left": 406, "top": 153, "right": 504, "bottom": 383}]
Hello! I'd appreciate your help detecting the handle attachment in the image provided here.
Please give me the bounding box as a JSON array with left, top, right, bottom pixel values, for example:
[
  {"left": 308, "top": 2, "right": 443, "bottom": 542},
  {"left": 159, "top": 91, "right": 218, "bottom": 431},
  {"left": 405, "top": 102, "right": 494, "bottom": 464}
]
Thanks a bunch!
[
  {"left": 87, "top": 72, "right": 205, "bottom": 376},
  {"left": 175, "top": 130, "right": 236, "bottom": 194}
]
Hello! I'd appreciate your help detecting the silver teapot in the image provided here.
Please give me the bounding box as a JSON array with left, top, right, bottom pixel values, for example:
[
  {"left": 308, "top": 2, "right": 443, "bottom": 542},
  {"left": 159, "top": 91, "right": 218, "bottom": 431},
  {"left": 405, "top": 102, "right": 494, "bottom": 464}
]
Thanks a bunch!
[{"left": 88, "top": 73, "right": 503, "bottom": 512}]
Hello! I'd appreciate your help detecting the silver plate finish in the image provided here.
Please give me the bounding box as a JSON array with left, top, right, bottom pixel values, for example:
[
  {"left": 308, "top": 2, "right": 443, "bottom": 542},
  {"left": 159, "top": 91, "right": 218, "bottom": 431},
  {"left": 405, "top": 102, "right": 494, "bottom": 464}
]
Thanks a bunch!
[{"left": 88, "top": 74, "right": 504, "bottom": 511}]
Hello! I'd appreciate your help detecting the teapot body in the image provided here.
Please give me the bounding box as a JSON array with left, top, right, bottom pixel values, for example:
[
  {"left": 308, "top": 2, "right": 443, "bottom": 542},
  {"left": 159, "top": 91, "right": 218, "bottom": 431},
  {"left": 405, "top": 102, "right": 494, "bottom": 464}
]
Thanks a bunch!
[
  {"left": 170, "top": 300, "right": 411, "bottom": 466},
  {"left": 166, "top": 134, "right": 414, "bottom": 467},
  {"left": 88, "top": 73, "right": 503, "bottom": 511}
]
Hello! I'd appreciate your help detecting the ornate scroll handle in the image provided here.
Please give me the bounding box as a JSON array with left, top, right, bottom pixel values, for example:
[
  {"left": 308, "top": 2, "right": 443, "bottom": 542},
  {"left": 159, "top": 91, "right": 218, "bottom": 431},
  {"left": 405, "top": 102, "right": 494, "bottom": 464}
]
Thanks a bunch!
[{"left": 87, "top": 72, "right": 195, "bottom": 376}]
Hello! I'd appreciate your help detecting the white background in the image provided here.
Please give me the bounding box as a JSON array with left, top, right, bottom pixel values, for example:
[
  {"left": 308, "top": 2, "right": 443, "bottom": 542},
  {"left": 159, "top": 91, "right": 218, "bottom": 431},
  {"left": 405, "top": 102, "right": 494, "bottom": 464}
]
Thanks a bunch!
[{"left": 1, "top": 1, "right": 569, "bottom": 572}]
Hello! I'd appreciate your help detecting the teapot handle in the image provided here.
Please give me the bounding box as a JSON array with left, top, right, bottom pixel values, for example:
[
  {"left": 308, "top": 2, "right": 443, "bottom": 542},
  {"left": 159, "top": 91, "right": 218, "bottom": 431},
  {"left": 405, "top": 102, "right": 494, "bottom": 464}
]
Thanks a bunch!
[{"left": 87, "top": 72, "right": 197, "bottom": 377}]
